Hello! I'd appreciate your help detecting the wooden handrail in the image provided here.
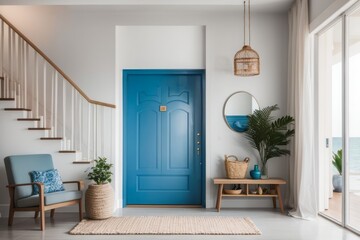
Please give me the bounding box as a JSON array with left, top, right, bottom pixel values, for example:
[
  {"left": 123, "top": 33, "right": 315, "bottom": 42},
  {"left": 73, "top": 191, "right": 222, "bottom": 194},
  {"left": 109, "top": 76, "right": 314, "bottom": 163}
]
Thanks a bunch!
[{"left": 0, "top": 14, "right": 115, "bottom": 109}]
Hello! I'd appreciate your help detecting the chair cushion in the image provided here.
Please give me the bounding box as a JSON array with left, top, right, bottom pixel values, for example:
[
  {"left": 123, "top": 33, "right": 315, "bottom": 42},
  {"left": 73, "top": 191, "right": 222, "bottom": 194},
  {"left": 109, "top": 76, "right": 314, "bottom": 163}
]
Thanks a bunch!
[
  {"left": 30, "top": 169, "right": 65, "bottom": 195},
  {"left": 16, "top": 190, "right": 82, "bottom": 208},
  {"left": 4, "top": 154, "right": 54, "bottom": 200}
]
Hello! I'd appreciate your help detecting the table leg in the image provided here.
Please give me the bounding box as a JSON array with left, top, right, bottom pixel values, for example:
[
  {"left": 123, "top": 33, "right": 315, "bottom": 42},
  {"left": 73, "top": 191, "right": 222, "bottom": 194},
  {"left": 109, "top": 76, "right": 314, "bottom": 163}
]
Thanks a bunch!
[
  {"left": 272, "top": 197, "right": 277, "bottom": 208},
  {"left": 276, "top": 184, "right": 284, "bottom": 214},
  {"left": 216, "top": 184, "right": 224, "bottom": 212},
  {"left": 270, "top": 184, "right": 276, "bottom": 208}
]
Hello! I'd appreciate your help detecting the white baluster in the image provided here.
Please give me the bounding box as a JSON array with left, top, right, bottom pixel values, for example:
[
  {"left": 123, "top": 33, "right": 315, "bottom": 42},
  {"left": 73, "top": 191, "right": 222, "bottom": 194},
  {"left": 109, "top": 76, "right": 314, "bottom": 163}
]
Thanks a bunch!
[
  {"left": 87, "top": 102, "right": 91, "bottom": 160},
  {"left": 79, "top": 95, "right": 82, "bottom": 153},
  {"left": 18, "top": 37, "right": 23, "bottom": 108},
  {"left": 17, "top": 34, "right": 21, "bottom": 107},
  {"left": 54, "top": 72, "right": 58, "bottom": 137},
  {"left": 5, "top": 74, "right": 8, "bottom": 98},
  {"left": 111, "top": 108, "right": 114, "bottom": 162},
  {"left": 61, "top": 137, "right": 65, "bottom": 150},
  {"left": 62, "top": 78, "right": 66, "bottom": 142},
  {"left": 100, "top": 106, "right": 104, "bottom": 157},
  {"left": 67, "top": 139, "right": 71, "bottom": 150},
  {"left": 0, "top": 20, "right": 3, "bottom": 77},
  {"left": 7, "top": 75, "right": 10, "bottom": 99},
  {"left": 11, "top": 30, "right": 15, "bottom": 99},
  {"left": 24, "top": 41, "right": 28, "bottom": 109},
  {"left": 12, "top": 78, "right": 15, "bottom": 100},
  {"left": 50, "top": 70, "right": 54, "bottom": 137},
  {"left": 15, "top": 83, "right": 19, "bottom": 108},
  {"left": 93, "top": 104, "right": 97, "bottom": 160},
  {"left": 43, "top": 60, "right": 46, "bottom": 127},
  {"left": 34, "top": 53, "right": 39, "bottom": 118},
  {"left": 39, "top": 116, "right": 44, "bottom": 129},
  {"left": 8, "top": 28, "right": 11, "bottom": 98},
  {"left": 71, "top": 87, "right": 75, "bottom": 150}
]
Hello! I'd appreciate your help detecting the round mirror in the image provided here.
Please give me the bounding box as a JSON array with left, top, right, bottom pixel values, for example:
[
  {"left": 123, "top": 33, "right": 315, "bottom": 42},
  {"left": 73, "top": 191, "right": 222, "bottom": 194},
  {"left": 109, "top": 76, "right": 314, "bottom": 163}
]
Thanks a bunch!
[{"left": 223, "top": 91, "right": 260, "bottom": 132}]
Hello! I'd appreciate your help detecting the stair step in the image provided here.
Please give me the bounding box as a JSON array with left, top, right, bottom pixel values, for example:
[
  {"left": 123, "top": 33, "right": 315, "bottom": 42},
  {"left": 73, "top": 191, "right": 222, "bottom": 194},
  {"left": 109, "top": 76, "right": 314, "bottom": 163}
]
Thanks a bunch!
[
  {"left": 0, "top": 98, "right": 15, "bottom": 101},
  {"left": 5, "top": 108, "right": 31, "bottom": 111},
  {"left": 59, "top": 150, "right": 77, "bottom": 153},
  {"left": 28, "top": 127, "right": 51, "bottom": 130},
  {"left": 18, "top": 118, "right": 41, "bottom": 121},
  {"left": 40, "top": 137, "right": 63, "bottom": 140},
  {"left": 72, "top": 160, "right": 93, "bottom": 164}
]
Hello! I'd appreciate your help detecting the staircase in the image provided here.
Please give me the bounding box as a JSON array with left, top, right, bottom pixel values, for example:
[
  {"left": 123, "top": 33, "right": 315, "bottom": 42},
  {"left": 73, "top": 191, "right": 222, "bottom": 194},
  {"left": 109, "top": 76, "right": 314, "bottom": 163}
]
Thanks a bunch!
[{"left": 0, "top": 14, "right": 116, "bottom": 164}]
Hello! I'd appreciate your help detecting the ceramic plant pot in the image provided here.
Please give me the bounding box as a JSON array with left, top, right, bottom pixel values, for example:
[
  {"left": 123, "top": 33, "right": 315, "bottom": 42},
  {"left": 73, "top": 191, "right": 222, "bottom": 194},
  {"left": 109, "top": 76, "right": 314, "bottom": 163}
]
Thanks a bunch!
[
  {"left": 332, "top": 175, "right": 342, "bottom": 192},
  {"left": 250, "top": 165, "right": 261, "bottom": 179}
]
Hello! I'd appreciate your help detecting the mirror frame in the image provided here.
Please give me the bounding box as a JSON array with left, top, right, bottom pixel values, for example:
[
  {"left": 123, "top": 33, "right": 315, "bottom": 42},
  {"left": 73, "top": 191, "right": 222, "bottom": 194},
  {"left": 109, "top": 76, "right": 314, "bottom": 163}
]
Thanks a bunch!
[{"left": 223, "top": 91, "right": 260, "bottom": 133}]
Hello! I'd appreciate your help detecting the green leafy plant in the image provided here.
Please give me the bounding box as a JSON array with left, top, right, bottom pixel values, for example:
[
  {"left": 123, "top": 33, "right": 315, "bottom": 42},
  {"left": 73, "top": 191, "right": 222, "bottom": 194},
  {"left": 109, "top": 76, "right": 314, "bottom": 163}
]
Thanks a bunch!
[
  {"left": 244, "top": 104, "right": 295, "bottom": 175},
  {"left": 332, "top": 149, "right": 342, "bottom": 175},
  {"left": 87, "top": 157, "right": 113, "bottom": 185}
]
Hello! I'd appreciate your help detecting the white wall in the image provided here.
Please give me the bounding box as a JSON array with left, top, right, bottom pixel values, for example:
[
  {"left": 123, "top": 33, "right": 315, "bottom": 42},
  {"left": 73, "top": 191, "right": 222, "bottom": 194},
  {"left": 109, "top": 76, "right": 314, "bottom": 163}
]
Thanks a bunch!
[
  {"left": 116, "top": 26, "right": 205, "bottom": 208},
  {"left": 0, "top": 6, "right": 289, "bottom": 210}
]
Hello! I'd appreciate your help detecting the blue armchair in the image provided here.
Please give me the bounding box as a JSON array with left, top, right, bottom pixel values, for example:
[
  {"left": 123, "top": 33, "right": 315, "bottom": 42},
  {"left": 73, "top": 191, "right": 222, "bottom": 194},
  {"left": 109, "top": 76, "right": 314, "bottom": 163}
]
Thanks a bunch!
[{"left": 4, "top": 154, "right": 83, "bottom": 230}]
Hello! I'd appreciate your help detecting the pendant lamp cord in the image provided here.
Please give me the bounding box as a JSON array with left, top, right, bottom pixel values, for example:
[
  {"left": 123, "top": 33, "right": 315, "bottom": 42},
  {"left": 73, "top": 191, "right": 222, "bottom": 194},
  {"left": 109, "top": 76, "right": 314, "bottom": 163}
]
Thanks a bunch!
[
  {"left": 243, "top": 0, "right": 246, "bottom": 45},
  {"left": 248, "top": 0, "right": 251, "bottom": 45},
  {"left": 243, "top": 0, "right": 251, "bottom": 45}
]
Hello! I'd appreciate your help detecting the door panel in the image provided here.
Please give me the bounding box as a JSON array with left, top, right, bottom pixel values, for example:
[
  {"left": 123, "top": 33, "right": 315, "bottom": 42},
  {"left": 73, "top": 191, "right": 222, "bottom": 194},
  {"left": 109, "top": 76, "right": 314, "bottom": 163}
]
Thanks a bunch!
[
  {"left": 138, "top": 110, "right": 159, "bottom": 170},
  {"left": 124, "top": 70, "right": 203, "bottom": 205},
  {"left": 318, "top": 20, "right": 343, "bottom": 223},
  {"left": 169, "top": 110, "right": 190, "bottom": 169},
  {"left": 347, "top": 7, "right": 360, "bottom": 231}
]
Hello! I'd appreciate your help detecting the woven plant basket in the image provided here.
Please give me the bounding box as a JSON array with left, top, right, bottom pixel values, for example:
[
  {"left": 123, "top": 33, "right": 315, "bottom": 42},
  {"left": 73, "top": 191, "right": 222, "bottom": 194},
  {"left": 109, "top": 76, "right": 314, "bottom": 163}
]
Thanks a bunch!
[
  {"left": 224, "top": 155, "right": 249, "bottom": 179},
  {"left": 85, "top": 183, "right": 114, "bottom": 220}
]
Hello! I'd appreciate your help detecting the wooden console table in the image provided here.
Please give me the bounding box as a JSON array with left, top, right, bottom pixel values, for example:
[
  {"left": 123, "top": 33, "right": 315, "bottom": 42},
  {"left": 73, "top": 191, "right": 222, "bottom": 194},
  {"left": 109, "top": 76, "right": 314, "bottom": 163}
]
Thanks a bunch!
[{"left": 213, "top": 178, "right": 286, "bottom": 213}]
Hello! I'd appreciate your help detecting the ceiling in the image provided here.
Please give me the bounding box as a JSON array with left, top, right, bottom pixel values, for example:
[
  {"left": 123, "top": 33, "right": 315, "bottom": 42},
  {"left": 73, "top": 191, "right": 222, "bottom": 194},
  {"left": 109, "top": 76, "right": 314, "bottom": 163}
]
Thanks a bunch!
[{"left": 1, "top": 0, "right": 295, "bottom": 13}]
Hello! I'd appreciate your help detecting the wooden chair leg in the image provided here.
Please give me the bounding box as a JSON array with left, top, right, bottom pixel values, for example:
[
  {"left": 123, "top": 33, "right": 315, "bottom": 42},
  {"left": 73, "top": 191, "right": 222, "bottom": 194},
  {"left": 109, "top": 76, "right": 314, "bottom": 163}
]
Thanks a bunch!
[
  {"left": 79, "top": 199, "right": 83, "bottom": 221},
  {"left": 7, "top": 187, "right": 15, "bottom": 226},
  {"left": 34, "top": 211, "right": 39, "bottom": 219},
  {"left": 8, "top": 206, "right": 15, "bottom": 226},
  {"left": 50, "top": 209, "right": 55, "bottom": 218},
  {"left": 40, "top": 210, "right": 45, "bottom": 231},
  {"left": 39, "top": 184, "right": 45, "bottom": 231}
]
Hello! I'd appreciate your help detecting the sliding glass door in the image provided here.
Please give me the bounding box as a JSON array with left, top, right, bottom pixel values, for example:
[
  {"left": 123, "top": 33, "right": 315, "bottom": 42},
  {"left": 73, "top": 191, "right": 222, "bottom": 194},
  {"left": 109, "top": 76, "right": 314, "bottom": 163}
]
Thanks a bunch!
[
  {"left": 347, "top": 6, "right": 360, "bottom": 231},
  {"left": 317, "top": 19, "right": 343, "bottom": 224},
  {"left": 317, "top": 2, "right": 360, "bottom": 234}
]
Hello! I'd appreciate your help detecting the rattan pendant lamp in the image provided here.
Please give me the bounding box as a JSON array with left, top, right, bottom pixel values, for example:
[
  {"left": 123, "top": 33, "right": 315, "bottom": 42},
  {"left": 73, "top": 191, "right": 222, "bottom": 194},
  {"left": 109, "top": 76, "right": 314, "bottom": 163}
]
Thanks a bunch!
[{"left": 234, "top": 0, "right": 260, "bottom": 76}]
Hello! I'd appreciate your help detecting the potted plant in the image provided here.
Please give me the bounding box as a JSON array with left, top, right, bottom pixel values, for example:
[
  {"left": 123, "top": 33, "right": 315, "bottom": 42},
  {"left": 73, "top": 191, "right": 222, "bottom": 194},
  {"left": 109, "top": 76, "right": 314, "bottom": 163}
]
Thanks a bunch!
[
  {"left": 244, "top": 104, "right": 295, "bottom": 178},
  {"left": 332, "top": 149, "right": 342, "bottom": 192},
  {"left": 85, "top": 157, "right": 114, "bottom": 219}
]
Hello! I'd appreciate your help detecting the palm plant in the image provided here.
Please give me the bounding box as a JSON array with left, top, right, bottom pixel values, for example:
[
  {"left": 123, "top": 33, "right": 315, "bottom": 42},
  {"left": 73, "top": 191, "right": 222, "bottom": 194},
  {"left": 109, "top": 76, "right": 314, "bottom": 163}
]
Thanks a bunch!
[
  {"left": 244, "top": 104, "right": 295, "bottom": 175},
  {"left": 332, "top": 149, "right": 342, "bottom": 175}
]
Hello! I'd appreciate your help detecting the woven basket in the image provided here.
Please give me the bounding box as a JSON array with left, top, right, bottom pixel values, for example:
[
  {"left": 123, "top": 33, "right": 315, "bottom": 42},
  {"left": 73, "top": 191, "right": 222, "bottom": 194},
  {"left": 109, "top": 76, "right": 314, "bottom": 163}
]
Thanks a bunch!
[
  {"left": 224, "top": 155, "right": 249, "bottom": 179},
  {"left": 85, "top": 183, "right": 114, "bottom": 220}
]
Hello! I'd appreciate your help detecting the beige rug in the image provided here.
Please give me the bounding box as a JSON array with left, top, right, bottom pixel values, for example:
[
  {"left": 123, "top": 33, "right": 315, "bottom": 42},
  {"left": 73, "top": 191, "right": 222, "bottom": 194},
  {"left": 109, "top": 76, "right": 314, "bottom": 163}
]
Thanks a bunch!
[{"left": 69, "top": 216, "right": 261, "bottom": 235}]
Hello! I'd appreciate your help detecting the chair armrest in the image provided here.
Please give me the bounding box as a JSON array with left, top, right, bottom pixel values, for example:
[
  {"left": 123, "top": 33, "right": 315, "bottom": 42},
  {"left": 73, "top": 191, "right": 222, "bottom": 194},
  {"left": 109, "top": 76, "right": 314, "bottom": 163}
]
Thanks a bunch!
[
  {"left": 6, "top": 182, "right": 44, "bottom": 207},
  {"left": 7, "top": 182, "right": 44, "bottom": 189},
  {"left": 63, "top": 180, "right": 84, "bottom": 191}
]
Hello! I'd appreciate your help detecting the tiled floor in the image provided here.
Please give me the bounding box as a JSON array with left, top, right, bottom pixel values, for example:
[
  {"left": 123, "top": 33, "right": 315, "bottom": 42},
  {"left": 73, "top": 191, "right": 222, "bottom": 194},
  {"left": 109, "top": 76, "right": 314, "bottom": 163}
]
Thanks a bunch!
[{"left": 0, "top": 208, "right": 359, "bottom": 240}]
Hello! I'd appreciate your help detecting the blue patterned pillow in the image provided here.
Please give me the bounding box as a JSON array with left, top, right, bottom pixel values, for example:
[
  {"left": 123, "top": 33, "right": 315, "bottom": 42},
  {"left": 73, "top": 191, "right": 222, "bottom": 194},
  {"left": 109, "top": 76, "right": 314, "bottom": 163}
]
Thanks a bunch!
[{"left": 30, "top": 169, "right": 65, "bottom": 195}]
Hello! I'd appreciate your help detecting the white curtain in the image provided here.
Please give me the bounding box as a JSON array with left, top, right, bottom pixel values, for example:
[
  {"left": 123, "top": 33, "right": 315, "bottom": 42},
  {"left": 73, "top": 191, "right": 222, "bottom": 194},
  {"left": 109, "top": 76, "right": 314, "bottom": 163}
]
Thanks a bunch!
[{"left": 287, "top": 0, "right": 318, "bottom": 219}]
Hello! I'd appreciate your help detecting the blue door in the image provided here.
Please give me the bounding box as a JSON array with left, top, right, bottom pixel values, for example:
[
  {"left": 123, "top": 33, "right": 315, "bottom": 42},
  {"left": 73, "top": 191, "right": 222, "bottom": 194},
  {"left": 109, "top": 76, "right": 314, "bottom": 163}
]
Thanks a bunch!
[{"left": 124, "top": 70, "right": 203, "bottom": 205}]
